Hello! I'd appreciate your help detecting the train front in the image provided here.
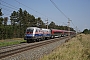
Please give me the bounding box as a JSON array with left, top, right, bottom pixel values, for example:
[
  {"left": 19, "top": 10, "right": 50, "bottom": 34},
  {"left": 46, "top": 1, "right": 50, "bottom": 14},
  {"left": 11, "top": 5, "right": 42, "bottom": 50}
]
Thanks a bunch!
[{"left": 24, "top": 27, "right": 34, "bottom": 40}]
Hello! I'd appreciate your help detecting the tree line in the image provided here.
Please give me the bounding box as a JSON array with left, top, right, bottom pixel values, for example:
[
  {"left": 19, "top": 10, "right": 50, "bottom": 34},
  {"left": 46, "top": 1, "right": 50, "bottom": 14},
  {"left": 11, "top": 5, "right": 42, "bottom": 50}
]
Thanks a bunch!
[
  {"left": 82, "top": 29, "right": 90, "bottom": 34},
  {"left": 0, "top": 8, "right": 75, "bottom": 40}
]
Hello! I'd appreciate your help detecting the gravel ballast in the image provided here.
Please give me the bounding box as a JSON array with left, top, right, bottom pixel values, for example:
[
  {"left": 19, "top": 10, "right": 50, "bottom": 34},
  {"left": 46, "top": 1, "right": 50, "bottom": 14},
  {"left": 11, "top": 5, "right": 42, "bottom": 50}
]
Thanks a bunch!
[{"left": 0, "top": 38, "right": 68, "bottom": 60}]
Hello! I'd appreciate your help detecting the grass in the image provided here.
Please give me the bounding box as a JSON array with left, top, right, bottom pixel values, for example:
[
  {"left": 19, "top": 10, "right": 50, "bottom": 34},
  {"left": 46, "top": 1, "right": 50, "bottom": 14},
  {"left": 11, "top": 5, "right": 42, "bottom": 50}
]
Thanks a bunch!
[
  {"left": 40, "top": 34, "right": 90, "bottom": 60},
  {"left": 0, "top": 38, "right": 26, "bottom": 47}
]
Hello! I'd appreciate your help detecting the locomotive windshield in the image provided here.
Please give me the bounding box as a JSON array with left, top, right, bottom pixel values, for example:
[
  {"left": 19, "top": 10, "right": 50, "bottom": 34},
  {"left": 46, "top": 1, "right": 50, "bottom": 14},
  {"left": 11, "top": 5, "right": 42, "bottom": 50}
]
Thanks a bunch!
[{"left": 26, "top": 29, "right": 34, "bottom": 34}]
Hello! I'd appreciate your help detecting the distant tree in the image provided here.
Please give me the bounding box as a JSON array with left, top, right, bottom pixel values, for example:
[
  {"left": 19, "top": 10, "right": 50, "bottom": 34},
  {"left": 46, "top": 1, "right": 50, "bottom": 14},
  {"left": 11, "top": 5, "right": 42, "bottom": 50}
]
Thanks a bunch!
[
  {"left": 70, "top": 27, "right": 75, "bottom": 31},
  {"left": 3, "top": 17, "right": 8, "bottom": 26},
  {"left": 10, "top": 8, "right": 39, "bottom": 38},
  {"left": 0, "top": 9, "right": 2, "bottom": 16},
  {"left": 89, "top": 29, "right": 90, "bottom": 34},
  {"left": 0, "top": 8, "right": 4, "bottom": 40},
  {"left": 0, "top": 17, "right": 3, "bottom": 26},
  {"left": 10, "top": 11, "right": 18, "bottom": 38},
  {"left": 36, "top": 17, "right": 45, "bottom": 28},
  {"left": 10, "top": 11, "right": 18, "bottom": 25},
  {"left": 0, "top": 9, "right": 3, "bottom": 25},
  {"left": 59, "top": 25, "right": 64, "bottom": 30},
  {"left": 49, "top": 21, "right": 56, "bottom": 29},
  {"left": 64, "top": 26, "right": 68, "bottom": 30},
  {"left": 28, "top": 15, "right": 36, "bottom": 27},
  {"left": 82, "top": 29, "right": 89, "bottom": 34}
]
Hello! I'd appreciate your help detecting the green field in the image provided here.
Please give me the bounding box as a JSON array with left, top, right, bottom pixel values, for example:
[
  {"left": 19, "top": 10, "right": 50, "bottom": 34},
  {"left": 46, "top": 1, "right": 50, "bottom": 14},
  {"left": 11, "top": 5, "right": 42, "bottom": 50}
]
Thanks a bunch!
[
  {"left": 40, "top": 34, "right": 90, "bottom": 60},
  {"left": 0, "top": 38, "right": 26, "bottom": 47}
]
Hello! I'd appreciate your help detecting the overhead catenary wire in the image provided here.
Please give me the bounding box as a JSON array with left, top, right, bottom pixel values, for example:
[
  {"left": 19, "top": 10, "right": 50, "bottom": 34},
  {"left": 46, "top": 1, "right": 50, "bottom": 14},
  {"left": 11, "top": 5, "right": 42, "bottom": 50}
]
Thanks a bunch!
[
  {"left": 14, "top": 0, "right": 55, "bottom": 22},
  {"left": 0, "top": 0, "right": 45, "bottom": 19},
  {"left": 0, "top": 0, "right": 19, "bottom": 16},
  {"left": 1, "top": 8, "right": 11, "bottom": 16},
  {"left": 1, "top": 7, "right": 12, "bottom": 12},
  {"left": 1, "top": 3, "right": 17, "bottom": 10},
  {"left": 50, "top": 0, "right": 68, "bottom": 19},
  {"left": 0, "top": 3, "right": 18, "bottom": 16},
  {"left": 0, "top": 0, "right": 19, "bottom": 9}
]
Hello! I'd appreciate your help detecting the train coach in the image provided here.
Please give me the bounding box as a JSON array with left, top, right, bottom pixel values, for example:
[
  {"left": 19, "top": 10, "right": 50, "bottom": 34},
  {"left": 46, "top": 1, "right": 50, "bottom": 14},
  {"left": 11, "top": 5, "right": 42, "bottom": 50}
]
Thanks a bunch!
[
  {"left": 50, "top": 29, "right": 76, "bottom": 38},
  {"left": 50, "top": 29, "right": 64, "bottom": 38}
]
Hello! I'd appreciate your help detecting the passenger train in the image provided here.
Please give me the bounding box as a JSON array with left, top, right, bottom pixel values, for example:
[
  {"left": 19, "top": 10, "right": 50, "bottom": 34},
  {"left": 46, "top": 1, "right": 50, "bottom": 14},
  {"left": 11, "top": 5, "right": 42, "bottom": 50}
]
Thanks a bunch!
[{"left": 24, "top": 27, "right": 76, "bottom": 43}]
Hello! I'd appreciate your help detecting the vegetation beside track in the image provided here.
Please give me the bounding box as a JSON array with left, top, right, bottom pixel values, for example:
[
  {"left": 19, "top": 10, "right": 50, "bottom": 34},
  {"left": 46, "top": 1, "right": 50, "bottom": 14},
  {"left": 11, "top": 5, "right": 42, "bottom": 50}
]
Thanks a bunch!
[
  {"left": 40, "top": 34, "right": 90, "bottom": 60},
  {"left": 0, "top": 38, "right": 26, "bottom": 47}
]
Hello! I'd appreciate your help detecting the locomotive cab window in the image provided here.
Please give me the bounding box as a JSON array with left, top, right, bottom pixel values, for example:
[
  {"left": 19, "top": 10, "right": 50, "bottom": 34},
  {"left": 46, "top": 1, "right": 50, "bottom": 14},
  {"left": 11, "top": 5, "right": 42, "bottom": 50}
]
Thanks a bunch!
[{"left": 26, "top": 29, "right": 34, "bottom": 34}]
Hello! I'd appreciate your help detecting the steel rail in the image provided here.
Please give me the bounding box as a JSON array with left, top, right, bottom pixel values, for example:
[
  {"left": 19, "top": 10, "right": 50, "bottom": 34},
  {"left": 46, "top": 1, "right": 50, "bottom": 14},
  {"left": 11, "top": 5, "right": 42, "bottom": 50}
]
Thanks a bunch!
[{"left": 0, "top": 37, "right": 69, "bottom": 59}]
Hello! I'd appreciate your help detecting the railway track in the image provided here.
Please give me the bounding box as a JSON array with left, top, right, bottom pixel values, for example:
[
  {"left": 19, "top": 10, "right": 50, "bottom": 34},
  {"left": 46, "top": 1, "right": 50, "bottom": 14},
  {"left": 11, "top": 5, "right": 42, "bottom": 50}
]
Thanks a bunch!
[{"left": 0, "top": 37, "right": 69, "bottom": 59}]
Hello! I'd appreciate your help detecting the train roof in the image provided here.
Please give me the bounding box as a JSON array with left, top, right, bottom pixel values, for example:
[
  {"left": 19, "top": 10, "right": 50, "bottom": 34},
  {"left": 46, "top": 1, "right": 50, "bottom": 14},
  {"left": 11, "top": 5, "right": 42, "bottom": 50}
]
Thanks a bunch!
[
  {"left": 26, "top": 27, "right": 50, "bottom": 30},
  {"left": 27, "top": 27, "right": 38, "bottom": 29},
  {"left": 51, "top": 29, "right": 75, "bottom": 33},
  {"left": 51, "top": 29, "right": 65, "bottom": 31},
  {"left": 42, "top": 28, "right": 50, "bottom": 30}
]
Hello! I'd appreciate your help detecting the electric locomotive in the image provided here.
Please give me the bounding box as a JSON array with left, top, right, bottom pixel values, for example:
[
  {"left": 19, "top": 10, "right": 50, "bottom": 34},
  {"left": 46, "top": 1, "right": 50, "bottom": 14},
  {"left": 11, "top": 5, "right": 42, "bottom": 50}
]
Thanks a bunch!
[
  {"left": 24, "top": 27, "right": 43, "bottom": 42},
  {"left": 24, "top": 27, "right": 51, "bottom": 43}
]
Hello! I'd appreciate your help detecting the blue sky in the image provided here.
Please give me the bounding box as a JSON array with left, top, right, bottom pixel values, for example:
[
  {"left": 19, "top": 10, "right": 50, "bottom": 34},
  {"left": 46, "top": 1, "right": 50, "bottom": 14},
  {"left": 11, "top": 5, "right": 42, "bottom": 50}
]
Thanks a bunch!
[{"left": 1, "top": 0, "right": 90, "bottom": 32}]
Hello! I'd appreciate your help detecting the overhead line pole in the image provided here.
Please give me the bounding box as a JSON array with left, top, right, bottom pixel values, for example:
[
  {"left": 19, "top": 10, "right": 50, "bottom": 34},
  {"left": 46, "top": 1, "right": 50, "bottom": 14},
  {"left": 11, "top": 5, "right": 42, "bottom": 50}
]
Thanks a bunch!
[
  {"left": 68, "top": 18, "right": 71, "bottom": 38},
  {"left": 45, "top": 19, "right": 48, "bottom": 29}
]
